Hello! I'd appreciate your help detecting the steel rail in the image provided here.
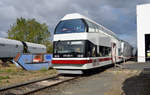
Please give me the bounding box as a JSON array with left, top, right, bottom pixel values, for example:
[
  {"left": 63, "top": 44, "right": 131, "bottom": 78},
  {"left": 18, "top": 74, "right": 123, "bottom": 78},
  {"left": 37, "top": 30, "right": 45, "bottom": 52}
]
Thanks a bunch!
[{"left": 0, "top": 74, "right": 78, "bottom": 95}]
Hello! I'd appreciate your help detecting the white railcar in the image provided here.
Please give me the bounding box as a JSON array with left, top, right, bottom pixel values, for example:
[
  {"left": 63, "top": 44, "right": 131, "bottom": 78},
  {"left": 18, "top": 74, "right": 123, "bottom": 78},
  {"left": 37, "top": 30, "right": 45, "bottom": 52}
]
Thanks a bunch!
[
  {"left": 0, "top": 38, "right": 46, "bottom": 62},
  {"left": 52, "top": 13, "right": 132, "bottom": 74}
]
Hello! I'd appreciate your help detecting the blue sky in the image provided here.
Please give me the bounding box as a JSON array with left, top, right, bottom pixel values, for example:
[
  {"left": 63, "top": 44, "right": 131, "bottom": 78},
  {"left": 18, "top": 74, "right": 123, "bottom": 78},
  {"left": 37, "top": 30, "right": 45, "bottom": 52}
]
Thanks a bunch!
[{"left": 0, "top": 0, "right": 150, "bottom": 47}]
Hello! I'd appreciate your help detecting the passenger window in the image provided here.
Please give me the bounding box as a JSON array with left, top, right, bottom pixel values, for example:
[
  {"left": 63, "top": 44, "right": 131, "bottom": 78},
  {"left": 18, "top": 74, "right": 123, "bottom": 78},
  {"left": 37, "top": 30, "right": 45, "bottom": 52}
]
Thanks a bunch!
[
  {"left": 118, "top": 48, "right": 121, "bottom": 56},
  {"left": 92, "top": 46, "right": 96, "bottom": 57},
  {"left": 99, "top": 46, "right": 111, "bottom": 57},
  {"left": 86, "top": 41, "right": 96, "bottom": 57},
  {"left": 96, "top": 25, "right": 99, "bottom": 32},
  {"left": 91, "top": 23, "right": 96, "bottom": 32},
  {"left": 96, "top": 47, "right": 99, "bottom": 57},
  {"left": 105, "top": 47, "right": 111, "bottom": 56},
  {"left": 86, "top": 41, "right": 111, "bottom": 57},
  {"left": 99, "top": 46, "right": 104, "bottom": 56},
  {"left": 98, "top": 25, "right": 102, "bottom": 31},
  {"left": 85, "top": 20, "right": 95, "bottom": 32}
]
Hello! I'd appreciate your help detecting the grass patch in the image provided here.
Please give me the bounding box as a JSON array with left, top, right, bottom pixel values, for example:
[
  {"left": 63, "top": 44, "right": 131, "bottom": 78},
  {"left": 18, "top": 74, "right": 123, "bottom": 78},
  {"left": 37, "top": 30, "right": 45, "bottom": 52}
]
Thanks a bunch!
[
  {"left": 0, "top": 70, "right": 5, "bottom": 73},
  {"left": 5, "top": 69, "right": 13, "bottom": 73},
  {"left": 0, "top": 69, "right": 13, "bottom": 73},
  {"left": 0, "top": 64, "right": 23, "bottom": 74},
  {"left": 0, "top": 63, "right": 57, "bottom": 87},
  {"left": 40, "top": 67, "right": 48, "bottom": 72},
  {"left": 0, "top": 76, "right": 10, "bottom": 80}
]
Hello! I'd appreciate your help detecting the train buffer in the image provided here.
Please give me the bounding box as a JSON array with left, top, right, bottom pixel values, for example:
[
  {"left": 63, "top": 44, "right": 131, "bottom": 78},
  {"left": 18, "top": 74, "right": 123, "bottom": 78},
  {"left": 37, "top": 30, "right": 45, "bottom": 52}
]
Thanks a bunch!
[{"left": 12, "top": 53, "right": 52, "bottom": 71}]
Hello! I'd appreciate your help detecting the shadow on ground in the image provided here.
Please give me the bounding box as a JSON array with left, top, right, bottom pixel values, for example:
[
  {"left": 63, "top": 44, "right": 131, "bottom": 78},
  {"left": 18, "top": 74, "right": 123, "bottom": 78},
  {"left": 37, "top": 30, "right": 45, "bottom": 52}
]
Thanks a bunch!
[{"left": 122, "top": 68, "right": 150, "bottom": 95}]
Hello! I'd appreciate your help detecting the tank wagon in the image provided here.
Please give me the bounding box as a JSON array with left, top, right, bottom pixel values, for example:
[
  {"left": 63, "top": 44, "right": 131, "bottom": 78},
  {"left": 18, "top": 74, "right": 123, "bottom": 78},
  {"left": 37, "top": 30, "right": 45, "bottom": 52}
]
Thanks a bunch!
[
  {"left": 0, "top": 38, "right": 46, "bottom": 62},
  {"left": 52, "top": 13, "right": 133, "bottom": 74}
]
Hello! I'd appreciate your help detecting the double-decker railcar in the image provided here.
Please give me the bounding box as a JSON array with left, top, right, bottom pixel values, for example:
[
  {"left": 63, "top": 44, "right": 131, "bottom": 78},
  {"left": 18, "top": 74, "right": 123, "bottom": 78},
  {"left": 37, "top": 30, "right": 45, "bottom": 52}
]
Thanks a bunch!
[
  {"left": 52, "top": 13, "right": 132, "bottom": 74},
  {"left": 0, "top": 38, "right": 46, "bottom": 62}
]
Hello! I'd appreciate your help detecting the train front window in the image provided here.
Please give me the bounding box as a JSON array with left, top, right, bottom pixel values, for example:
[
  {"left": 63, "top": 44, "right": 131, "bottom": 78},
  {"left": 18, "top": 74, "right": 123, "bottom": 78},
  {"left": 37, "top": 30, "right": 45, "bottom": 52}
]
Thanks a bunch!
[
  {"left": 55, "top": 19, "right": 86, "bottom": 34},
  {"left": 54, "top": 41, "right": 85, "bottom": 58}
]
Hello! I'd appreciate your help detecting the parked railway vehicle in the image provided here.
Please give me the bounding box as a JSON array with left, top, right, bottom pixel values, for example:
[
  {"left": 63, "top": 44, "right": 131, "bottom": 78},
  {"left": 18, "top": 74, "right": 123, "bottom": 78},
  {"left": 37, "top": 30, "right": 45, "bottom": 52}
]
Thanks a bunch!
[
  {"left": 0, "top": 38, "right": 46, "bottom": 62},
  {"left": 52, "top": 13, "right": 133, "bottom": 74},
  {"left": 120, "top": 40, "right": 133, "bottom": 60}
]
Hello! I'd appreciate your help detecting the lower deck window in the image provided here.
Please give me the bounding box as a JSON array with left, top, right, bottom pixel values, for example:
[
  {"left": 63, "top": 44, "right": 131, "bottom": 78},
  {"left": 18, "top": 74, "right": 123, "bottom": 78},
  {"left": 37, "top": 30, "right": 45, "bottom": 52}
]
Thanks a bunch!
[
  {"left": 86, "top": 41, "right": 111, "bottom": 57},
  {"left": 53, "top": 40, "right": 111, "bottom": 58}
]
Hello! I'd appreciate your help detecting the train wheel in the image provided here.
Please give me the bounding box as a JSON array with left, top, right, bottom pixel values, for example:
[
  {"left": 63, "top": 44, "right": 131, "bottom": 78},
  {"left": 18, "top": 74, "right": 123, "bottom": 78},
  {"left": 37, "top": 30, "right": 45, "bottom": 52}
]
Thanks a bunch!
[
  {"left": 1, "top": 59, "right": 9, "bottom": 67},
  {"left": 1, "top": 59, "right": 8, "bottom": 63}
]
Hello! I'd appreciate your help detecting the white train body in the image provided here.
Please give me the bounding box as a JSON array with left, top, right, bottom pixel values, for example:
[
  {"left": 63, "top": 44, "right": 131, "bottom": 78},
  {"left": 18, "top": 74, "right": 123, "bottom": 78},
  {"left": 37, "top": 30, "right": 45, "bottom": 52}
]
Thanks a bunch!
[
  {"left": 52, "top": 13, "right": 132, "bottom": 74},
  {"left": 0, "top": 38, "right": 46, "bottom": 61}
]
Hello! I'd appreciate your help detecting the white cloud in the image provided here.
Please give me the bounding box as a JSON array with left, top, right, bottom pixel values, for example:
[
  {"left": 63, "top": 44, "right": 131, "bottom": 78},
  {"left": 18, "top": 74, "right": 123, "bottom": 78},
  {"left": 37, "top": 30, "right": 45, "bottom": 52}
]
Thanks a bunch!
[{"left": 0, "top": 31, "right": 7, "bottom": 37}]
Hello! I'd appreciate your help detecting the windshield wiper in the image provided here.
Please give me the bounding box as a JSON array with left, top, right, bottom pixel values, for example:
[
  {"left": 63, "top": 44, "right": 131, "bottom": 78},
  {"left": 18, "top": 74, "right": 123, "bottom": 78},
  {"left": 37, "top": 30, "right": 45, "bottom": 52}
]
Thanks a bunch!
[{"left": 70, "top": 51, "right": 81, "bottom": 54}]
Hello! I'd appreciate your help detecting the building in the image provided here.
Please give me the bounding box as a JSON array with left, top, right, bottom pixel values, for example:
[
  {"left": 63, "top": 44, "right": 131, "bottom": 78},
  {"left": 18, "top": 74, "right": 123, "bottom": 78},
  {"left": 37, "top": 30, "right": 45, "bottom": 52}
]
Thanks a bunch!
[{"left": 137, "top": 4, "right": 150, "bottom": 62}]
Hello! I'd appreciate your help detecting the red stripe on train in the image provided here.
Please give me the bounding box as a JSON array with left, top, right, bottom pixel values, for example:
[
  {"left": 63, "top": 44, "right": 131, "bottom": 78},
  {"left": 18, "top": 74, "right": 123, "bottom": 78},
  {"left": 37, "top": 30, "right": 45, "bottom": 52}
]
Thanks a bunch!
[
  {"left": 52, "top": 60, "right": 92, "bottom": 64},
  {"left": 52, "top": 57, "right": 112, "bottom": 64},
  {"left": 99, "top": 58, "right": 112, "bottom": 62}
]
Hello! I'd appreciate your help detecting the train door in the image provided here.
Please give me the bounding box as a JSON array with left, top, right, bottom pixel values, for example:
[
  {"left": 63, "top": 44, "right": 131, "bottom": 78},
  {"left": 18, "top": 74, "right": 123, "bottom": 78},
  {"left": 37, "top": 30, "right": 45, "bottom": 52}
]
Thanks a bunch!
[
  {"left": 111, "top": 43, "right": 117, "bottom": 63},
  {"left": 145, "top": 34, "right": 150, "bottom": 61}
]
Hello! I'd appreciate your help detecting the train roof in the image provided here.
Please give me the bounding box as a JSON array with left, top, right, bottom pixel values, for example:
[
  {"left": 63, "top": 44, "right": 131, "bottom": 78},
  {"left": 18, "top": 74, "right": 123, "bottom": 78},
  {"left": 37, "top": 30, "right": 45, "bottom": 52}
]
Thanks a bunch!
[
  {"left": 0, "top": 38, "right": 23, "bottom": 45},
  {"left": 121, "top": 40, "right": 130, "bottom": 44},
  {"left": 61, "top": 13, "right": 118, "bottom": 39},
  {"left": 25, "top": 42, "right": 46, "bottom": 49},
  {"left": 121, "top": 40, "right": 133, "bottom": 47},
  {"left": 0, "top": 38, "right": 46, "bottom": 48}
]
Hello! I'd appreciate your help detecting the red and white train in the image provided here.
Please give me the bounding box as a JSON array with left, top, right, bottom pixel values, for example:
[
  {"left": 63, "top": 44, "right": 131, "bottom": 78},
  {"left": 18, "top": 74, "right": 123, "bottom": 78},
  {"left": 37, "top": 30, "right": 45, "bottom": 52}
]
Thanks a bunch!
[{"left": 52, "top": 13, "right": 133, "bottom": 74}]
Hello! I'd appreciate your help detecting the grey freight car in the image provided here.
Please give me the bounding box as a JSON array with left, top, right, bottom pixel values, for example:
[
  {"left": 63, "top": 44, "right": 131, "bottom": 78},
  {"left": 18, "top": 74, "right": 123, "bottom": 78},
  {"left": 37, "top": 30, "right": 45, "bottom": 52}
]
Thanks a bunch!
[
  {"left": 0, "top": 38, "right": 46, "bottom": 62},
  {"left": 121, "top": 40, "right": 133, "bottom": 60}
]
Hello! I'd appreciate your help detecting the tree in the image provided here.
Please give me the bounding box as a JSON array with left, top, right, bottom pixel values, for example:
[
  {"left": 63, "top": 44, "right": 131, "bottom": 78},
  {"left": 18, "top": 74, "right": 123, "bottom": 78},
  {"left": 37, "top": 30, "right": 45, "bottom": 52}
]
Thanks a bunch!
[
  {"left": 43, "top": 40, "right": 53, "bottom": 53},
  {"left": 8, "top": 17, "right": 53, "bottom": 53}
]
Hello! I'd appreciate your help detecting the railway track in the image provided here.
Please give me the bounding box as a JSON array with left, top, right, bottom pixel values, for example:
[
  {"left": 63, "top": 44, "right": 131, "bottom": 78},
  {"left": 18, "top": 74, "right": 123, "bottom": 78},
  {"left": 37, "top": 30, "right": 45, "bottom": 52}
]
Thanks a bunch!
[{"left": 0, "top": 75, "right": 78, "bottom": 95}]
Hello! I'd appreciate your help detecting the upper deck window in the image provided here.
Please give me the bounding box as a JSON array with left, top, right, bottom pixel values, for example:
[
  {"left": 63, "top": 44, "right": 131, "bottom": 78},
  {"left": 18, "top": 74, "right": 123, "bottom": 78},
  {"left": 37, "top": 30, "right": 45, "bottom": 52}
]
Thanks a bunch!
[{"left": 55, "top": 19, "right": 86, "bottom": 34}]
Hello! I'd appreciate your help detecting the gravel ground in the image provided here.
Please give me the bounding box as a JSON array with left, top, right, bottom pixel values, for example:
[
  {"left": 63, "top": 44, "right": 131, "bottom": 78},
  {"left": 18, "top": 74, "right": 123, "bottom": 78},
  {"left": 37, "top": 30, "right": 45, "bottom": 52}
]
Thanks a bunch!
[
  {"left": 31, "top": 68, "right": 114, "bottom": 95},
  {"left": 123, "top": 61, "right": 150, "bottom": 70},
  {"left": 30, "top": 62, "right": 150, "bottom": 95}
]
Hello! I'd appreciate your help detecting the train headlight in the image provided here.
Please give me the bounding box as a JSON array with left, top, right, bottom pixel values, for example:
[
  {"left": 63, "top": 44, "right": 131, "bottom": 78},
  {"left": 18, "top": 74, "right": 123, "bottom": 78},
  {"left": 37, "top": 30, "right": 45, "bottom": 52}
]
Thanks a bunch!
[
  {"left": 77, "top": 54, "right": 83, "bottom": 57},
  {"left": 54, "top": 55, "right": 60, "bottom": 58}
]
